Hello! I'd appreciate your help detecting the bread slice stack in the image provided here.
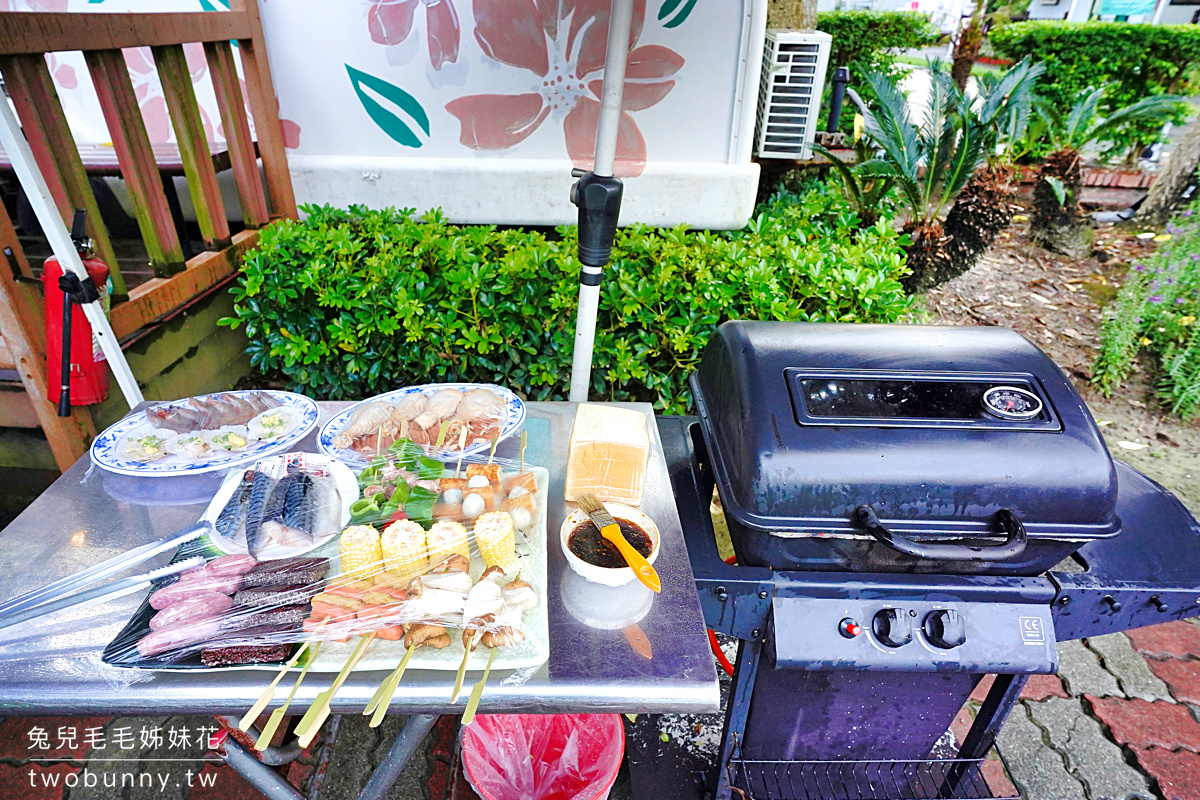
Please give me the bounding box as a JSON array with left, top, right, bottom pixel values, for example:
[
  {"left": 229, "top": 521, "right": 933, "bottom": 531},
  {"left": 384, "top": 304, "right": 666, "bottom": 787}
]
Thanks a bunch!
[{"left": 564, "top": 404, "right": 649, "bottom": 506}]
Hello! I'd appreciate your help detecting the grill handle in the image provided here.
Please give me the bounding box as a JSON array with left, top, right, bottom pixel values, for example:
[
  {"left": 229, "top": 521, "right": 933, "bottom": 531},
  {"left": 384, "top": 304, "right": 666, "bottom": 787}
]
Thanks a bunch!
[{"left": 853, "top": 506, "right": 1028, "bottom": 562}]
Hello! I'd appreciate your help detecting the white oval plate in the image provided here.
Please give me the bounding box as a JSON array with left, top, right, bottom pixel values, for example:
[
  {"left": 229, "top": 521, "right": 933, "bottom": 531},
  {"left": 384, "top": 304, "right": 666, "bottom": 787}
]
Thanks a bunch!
[
  {"left": 316, "top": 383, "right": 526, "bottom": 468},
  {"left": 201, "top": 452, "right": 359, "bottom": 560},
  {"left": 90, "top": 391, "right": 319, "bottom": 477}
]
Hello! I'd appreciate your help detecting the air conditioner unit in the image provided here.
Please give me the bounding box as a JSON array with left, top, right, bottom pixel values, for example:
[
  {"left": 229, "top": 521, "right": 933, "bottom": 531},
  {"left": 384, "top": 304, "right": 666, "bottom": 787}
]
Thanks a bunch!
[{"left": 755, "top": 30, "right": 833, "bottom": 160}]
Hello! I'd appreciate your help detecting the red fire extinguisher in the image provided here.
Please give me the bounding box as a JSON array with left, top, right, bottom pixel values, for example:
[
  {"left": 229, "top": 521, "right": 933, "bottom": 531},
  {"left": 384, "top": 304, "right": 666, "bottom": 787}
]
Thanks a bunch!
[{"left": 43, "top": 209, "right": 110, "bottom": 415}]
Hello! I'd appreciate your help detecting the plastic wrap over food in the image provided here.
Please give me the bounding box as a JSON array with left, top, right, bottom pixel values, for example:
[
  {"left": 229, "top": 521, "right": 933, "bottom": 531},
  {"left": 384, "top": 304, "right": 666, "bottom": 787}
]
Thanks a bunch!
[
  {"left": 203, "top": 452, "right": 353, "bottom": 560},
  {"left": 563, "top": 403, "right": 649, "bottom": 506},
  {"left": 119, "top": 392, "right": 300, "bottom": 464},
  {"left": 106, "top": 445, "right": 547, "bottom": 671},
  {"left": 332, "top": 386, "right": 512, "bottom": 458},
  {"left": 0, "top": 594, "right": 156, "bottom": 691}
]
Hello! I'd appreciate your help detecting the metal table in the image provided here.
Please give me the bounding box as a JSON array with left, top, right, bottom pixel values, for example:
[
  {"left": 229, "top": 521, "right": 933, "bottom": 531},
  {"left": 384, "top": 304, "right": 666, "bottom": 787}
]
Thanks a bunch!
[{"left": 0, "top": 401, "right": 718, "bottom": 798}]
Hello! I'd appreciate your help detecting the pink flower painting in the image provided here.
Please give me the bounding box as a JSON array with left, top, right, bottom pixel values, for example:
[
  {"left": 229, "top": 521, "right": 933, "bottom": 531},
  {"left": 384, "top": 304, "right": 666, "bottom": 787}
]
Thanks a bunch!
[
  {"left": 368, "top": 0, "right": 461, "bottom": 70},
  {"left": 445, "top": 0, "right": 683, "bottom": 177}
]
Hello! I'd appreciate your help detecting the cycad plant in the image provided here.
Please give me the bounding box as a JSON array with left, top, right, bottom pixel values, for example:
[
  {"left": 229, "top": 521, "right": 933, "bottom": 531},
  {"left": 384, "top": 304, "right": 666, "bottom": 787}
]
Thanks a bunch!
[
  {"left": 1031, "top": 87, "right": 1181, "bottom": 257},
  {"left": 942, "top": 57, "right": 1044, "bottom": 283},
  {"left": 813, "top": 132, "right": 896, "bottom": 229},
  {"left": 854, "top": 66, "right": 986, "bottom": 292}
]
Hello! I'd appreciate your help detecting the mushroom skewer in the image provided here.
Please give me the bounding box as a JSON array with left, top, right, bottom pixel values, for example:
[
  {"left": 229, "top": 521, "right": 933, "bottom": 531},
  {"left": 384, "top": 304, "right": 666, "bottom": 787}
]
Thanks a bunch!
[
  {"left": 458, "top": 574, "right": 539, "bottom": 717},
  {"left": 452, "top": 567, "right": 506, "bottom": 702}
]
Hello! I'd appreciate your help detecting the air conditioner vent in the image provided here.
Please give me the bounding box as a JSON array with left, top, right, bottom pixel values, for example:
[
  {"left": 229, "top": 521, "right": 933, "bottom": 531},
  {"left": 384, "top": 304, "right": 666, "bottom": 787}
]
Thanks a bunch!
[{"left": 755, "top": 30, "right": 832, "bottom": 160}]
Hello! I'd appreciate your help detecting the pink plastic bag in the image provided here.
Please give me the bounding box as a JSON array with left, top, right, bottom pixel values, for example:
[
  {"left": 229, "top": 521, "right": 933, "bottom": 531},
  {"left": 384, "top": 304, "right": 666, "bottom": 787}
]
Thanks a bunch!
[{"left": 461, "top": 714, "right": 625, "bottom": 800}]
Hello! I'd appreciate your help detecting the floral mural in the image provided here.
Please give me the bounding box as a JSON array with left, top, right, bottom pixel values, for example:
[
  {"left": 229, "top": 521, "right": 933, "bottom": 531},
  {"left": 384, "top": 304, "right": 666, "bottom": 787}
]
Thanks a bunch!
[
  {"left": 443, "top": 0, "right": 684, "bottom": 177},
  {"left": 368, "top": 0, "right": 461, "bottom": 69}
]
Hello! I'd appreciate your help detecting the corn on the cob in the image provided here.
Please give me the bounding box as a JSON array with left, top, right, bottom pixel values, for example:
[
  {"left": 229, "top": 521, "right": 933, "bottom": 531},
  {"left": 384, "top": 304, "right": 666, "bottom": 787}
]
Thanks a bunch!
[
  {"left": 339, "top": 525, "right": 383, "bottom": 578},
  {"left": 427, "top": 520, "right": 469, "bottom": 566},
  {"left": 382, "top": 520, "right": 428, "bottom": 579},
  {"left": 473, "top": 511, "right": 516, "bottom": 569}
]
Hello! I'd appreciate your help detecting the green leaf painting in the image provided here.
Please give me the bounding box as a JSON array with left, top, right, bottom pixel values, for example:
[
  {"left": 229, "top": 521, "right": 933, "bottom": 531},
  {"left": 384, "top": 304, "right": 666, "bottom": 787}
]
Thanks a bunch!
[
  {"left": 346, "top": 64, "right": 430, "bottom": 149},
  {"left": 658, "top": 0, "right": 697, "bottom": 28},
  {"left": 198, "top": 0, "right": 231, "bottom": 9}
]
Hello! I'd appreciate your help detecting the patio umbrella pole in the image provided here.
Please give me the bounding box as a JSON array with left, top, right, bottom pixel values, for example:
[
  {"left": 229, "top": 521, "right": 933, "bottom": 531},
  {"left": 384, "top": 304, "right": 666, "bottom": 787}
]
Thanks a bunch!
[
  {"left": 568, "top": 0, "right": 636, "bottom": 403},
  {"left": 0, "top": 92, "right": 143, "bottom": 410}
]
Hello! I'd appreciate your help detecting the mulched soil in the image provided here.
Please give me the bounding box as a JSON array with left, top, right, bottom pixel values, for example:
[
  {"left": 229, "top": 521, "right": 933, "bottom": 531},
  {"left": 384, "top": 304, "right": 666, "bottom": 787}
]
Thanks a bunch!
[{"left": 923, "top": 215, "right": 1200, "bottom": 514}]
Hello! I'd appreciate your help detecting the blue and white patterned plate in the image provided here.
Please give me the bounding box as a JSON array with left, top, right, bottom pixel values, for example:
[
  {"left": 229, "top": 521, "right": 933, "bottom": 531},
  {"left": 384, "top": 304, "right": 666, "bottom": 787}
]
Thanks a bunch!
[
  {"left": 317, "top": 383, "right": 526, "bottom": 468},
  {"left": 90, "top": 391, "right": 319, "bottom": 477}
]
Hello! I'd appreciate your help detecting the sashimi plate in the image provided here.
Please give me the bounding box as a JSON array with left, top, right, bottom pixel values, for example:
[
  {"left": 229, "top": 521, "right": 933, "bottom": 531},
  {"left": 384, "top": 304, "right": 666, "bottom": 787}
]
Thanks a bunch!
[
  {"left": 202, "top": 453, "right": 359, "bottom": 561},
  {"left": 317, "top": 383, "right": 525, "bottom": 468},
  {"left": 91, "top": 391, "right": 319, "bottom": 477}
]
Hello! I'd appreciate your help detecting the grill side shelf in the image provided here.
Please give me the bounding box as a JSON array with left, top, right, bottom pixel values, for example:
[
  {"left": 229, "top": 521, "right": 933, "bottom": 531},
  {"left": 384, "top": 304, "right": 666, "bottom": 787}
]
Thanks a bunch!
[{"left": 1050, "top": 460, "right": 1200, "bottom": 642}]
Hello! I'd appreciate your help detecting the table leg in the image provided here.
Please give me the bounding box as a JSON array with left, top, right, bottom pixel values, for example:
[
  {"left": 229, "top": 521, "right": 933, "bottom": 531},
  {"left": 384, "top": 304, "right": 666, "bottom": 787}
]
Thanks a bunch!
[
  {"left": 213, "top": 714, "right": 304, "bottom": 767},
  {"left": 356, "top": 713, "right": 439, "bottom": 800},
  {"left": 160, "top": 171, "right": 195, "bottom": 261},
  {"left": 218, "top": 730, "right": 306, "bottom": 800}
]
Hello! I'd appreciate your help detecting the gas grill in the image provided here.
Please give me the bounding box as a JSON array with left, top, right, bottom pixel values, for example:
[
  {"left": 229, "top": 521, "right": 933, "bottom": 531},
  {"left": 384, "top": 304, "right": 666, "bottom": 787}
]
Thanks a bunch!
[{"left": 636, "top": 321, "right": 1200, "bottom": 800}]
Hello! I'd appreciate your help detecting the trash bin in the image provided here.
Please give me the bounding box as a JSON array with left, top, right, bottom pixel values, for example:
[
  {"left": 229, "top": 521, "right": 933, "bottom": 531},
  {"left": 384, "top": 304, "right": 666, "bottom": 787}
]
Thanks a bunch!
[{"left": 461, "top": 714, "right": 625, "bottom": 800}]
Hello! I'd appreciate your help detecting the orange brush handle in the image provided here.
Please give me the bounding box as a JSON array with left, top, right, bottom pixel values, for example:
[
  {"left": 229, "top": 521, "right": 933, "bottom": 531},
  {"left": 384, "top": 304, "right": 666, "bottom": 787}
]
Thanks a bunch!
[{"left": 601, "top": 524, "right": 661, "bottom": 593}]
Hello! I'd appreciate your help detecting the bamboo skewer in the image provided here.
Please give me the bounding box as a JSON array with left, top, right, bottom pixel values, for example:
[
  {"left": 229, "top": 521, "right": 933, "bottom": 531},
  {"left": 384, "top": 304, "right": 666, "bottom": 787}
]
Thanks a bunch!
[
  {"left": 294, "top": 632, "right": 376, "bottom": 742},
  {"left": 462, "top": 647, "right": 498, "bottom": 725},
  {"left": 367, "top": 643, "right": 418, "bottom": 728},
  {"left": 451, "top": 630, "right": 480, "bottom": 703},
  {"left": 519, "top": 430, "right": 527, "bottom": 473},
  {"left": 239, "top": 642, "right": 311, "bottom": 732},
  {"left": 487, "top": 429, "right": 501, "bottom": 464},
  {"left": 454, "top": 424, "right": 468, "bottom": 477},
  {"left": 254, "top": 638, "right": 326, "bottom": 750}
]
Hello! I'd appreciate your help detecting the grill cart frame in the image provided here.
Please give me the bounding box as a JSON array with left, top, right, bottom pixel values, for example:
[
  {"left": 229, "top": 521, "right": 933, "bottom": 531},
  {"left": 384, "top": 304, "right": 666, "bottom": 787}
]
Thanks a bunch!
[{"left": 650, "top": 415, "right": 1200, "bottom": 800}]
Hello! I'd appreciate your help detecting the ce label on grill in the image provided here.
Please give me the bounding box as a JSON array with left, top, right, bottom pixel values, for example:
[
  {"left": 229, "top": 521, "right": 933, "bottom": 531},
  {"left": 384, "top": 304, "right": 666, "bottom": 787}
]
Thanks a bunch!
[{"left": 1019, "top": 616, "right": 1046, "bottom": 645}]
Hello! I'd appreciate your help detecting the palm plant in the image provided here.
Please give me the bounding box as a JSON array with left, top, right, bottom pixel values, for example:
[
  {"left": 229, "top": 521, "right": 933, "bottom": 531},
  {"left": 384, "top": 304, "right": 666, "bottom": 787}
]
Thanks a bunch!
[
  {"left": 942, "top": 57, "right": 1044, "bottom": 282},
  {"left": 812, "top": 134, "right": 896, "bottom": 229},
  {"left": 1031, "top": 87, "right": 1181, "bottom": 257},
  {"left": 853, "top": 65, "right": 986, "bottom": 292}
]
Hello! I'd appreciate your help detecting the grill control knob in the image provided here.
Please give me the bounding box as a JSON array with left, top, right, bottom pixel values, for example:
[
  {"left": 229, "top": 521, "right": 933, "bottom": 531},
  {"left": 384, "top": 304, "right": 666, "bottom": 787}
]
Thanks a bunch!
[
  {"left": 872, "top": 608, "right": 913, "bottom": 648},
  {"left": 924, "top": 609, "right": 967, "bottom": 649}
]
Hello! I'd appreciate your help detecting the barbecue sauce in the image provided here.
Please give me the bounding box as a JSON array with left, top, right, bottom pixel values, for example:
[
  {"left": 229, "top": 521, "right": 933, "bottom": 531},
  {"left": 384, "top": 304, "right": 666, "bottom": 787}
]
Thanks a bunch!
[{"left": 568, "top": 520, "right": 653, "bottom": 569}]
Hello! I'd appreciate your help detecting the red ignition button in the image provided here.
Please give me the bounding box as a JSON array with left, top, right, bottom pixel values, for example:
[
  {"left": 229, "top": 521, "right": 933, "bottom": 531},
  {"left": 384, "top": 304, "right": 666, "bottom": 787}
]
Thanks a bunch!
[{"left": 839, "top": 618, "right": 862, "bottom": 638}]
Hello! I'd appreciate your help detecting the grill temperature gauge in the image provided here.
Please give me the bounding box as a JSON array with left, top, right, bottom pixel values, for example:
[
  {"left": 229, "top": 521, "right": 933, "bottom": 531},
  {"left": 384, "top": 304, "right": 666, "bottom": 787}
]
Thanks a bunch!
[{"left": 982, "top": 386, "right": 1043, "bottom": 421}]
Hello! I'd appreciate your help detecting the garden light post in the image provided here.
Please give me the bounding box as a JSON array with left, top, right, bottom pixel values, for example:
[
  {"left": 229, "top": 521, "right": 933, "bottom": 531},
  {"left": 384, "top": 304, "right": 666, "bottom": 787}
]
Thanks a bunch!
[{"left": 568, "top": 0, "right": 636, "bottom": 403}]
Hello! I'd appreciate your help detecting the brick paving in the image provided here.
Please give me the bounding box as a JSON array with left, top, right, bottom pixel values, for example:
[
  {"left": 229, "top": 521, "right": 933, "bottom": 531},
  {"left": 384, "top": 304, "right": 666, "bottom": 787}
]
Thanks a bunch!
[{"left": 987, "top": 617, "right": 1200, "bottom": 800}]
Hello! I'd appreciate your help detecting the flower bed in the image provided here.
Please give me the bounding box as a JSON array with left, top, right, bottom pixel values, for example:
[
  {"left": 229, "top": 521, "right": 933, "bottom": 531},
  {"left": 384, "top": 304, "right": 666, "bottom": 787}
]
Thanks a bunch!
[{"left": 1095, "top": 206, "right": 1200, "bottom": 417}]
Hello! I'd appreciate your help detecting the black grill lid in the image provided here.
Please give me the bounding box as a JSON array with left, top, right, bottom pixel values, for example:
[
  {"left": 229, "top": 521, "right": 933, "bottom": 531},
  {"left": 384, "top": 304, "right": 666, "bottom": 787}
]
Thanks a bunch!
[{"left": 691, "top": 321, "right": 1120, "bottom": 540}]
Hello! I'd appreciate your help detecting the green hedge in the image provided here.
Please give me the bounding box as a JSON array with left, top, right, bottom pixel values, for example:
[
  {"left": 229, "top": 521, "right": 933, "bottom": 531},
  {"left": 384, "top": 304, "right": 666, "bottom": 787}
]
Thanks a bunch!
[
  {"left": 817, "top": 11, "right": 941, "bottom": 132},
  {"left": 818, "top": 11, "right": 941, "bottom": 72},
  {"left": 220, "top": 183, "right": 915, "bottom": 414},
  {"left": 990, "top": 21, "right": 1200, "bottom": 157}
]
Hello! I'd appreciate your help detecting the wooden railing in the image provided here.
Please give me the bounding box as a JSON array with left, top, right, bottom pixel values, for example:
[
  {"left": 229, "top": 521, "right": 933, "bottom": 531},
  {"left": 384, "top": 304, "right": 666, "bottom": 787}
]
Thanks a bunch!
[{"left": 0, "top": 0, "right": 297, "bottom": 470}]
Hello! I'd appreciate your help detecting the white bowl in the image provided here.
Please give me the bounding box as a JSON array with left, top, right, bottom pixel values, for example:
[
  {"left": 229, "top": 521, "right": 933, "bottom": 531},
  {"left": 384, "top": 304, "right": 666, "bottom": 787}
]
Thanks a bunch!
[{"left": 560, "top": 503, "right": 660, "bottom": 587}]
